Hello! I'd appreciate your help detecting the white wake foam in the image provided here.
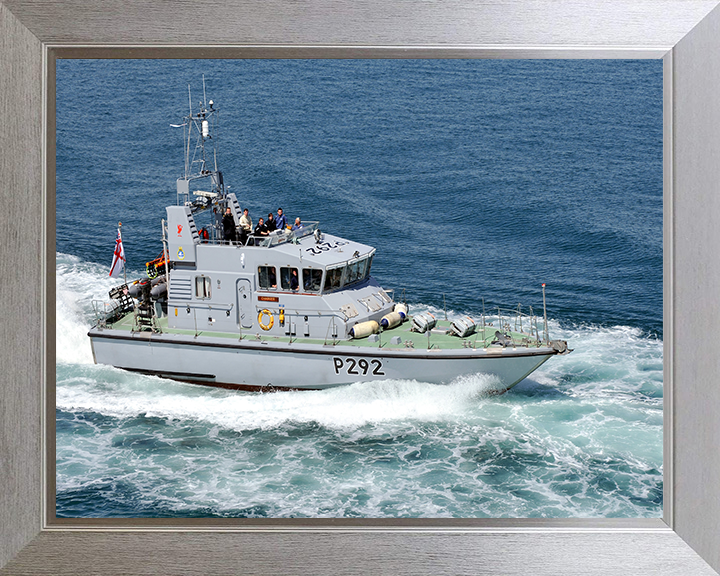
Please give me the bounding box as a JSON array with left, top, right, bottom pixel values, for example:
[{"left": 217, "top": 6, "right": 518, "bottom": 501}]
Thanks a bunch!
[
  {"left": 56, "top": 253, "right": 145, "bottom": 364},
  {"left": 56, "top": 372, "right": 502, "bottom": 432}
]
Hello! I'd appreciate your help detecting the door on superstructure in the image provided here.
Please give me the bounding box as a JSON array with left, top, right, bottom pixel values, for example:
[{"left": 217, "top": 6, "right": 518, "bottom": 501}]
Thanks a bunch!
[{"left": 236, "top": 278, "right": 254, "bottom": 329}]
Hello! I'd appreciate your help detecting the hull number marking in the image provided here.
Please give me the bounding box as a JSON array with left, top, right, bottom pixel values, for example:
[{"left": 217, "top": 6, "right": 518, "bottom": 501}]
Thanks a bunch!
[
  {"left": 306, "top": 241, "right": 348, "bottom": 256},
  {"left": 333, "top": 357, "right": 384, "bottom": 376}
]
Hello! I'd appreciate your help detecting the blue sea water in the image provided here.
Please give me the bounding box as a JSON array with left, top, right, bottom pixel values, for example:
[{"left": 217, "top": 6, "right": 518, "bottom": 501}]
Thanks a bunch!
[{"left": 55, "top": 59, "right": 663, "bottom": 518}]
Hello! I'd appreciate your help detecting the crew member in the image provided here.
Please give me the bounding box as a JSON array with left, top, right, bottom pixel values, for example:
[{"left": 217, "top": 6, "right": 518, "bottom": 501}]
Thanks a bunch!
[
  {"left": 266, "top": 212, "right": 277, "bottom": 232},
  {"left": 239, "top": 208, "right": 252, "bottom": 235},
  {"left": 254, "top": 218, "right": 270, "bottom": 237},
  {"left": 222, "top": 207, "right": 236, "bottom": 244},
  {"left": 276, "top": 207, "right": 288, "bottom": 230}
]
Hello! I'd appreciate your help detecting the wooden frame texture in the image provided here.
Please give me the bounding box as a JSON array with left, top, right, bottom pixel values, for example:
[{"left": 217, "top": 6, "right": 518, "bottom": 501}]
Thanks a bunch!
[{"left": 2, "top": 1, "right": 720, "bottom": 574}]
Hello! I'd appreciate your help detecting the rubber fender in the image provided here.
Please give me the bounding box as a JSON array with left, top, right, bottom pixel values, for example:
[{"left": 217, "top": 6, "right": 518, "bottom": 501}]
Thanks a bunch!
[
  {"left": 349, "top": 320, "right": 380, "bottom": 339},
  {"left": 380, "top": 312, "right": 403, "bottom": 330},
  {"left": 393, "top": 303, "right": 408, "bottom": 320}
]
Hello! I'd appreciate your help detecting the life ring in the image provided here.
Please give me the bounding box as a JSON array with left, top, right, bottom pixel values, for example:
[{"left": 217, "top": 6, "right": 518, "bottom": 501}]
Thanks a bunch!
[{"left": 258, "top": 309, "right": 274, "bottom": 331}]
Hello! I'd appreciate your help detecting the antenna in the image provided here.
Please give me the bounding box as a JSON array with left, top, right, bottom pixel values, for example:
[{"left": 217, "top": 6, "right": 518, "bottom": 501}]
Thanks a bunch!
[
  {"left": 186, "top": 85, "right": 192, "bottom": 178},
  {"left": 175, "top": 78, "right": 224, "bottom": 206},
  {"left": 202, "top": 74, "right": 207, "bottom": 109}
]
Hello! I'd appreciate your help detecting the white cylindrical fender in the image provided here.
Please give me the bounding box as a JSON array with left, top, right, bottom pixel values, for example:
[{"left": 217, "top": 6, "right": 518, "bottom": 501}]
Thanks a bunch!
[
  {"left": 411, "top": 312, "right": 436, "bottom": 333},
  {"left": 393, "top": 303, "right": 408, "bottom": 320},
  {"left": 349, "top": 320, "right": 380, "bottom": 339},
  {"left": 380, "top": 311, "right": 403, "bottom": 330}
]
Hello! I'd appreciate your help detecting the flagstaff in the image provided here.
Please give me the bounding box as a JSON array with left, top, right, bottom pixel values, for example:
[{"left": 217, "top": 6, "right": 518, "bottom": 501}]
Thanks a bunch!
[
  {"left": 119, "top": 222, "right": 126, "bottom": 285},
  {"left": 109, "top": 221, "right": 126, "bottom": 285}
]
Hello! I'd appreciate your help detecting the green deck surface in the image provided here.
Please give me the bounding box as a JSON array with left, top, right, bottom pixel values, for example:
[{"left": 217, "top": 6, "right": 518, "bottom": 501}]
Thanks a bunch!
[{"left": 103, "top": 312, "right": 543, "bottom": 350}]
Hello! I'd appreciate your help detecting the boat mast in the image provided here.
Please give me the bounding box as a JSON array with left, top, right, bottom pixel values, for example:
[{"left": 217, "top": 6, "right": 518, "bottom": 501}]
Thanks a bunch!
[{"left": 176, "top": 80, "right": 225, "bottom": 207}]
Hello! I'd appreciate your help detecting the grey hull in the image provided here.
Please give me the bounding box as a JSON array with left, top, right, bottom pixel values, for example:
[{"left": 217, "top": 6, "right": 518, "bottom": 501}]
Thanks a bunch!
[{"left": 89, "top": 328, "right": 557, "bottom": 392}]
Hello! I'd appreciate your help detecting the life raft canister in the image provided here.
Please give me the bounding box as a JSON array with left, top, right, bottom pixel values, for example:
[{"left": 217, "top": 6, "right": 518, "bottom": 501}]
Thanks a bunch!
[
  {"left": 411, "top": 312, "right": 436, "bottom": 333},
  {"left": 258, "top": 309, "right": 274, "bottom": 331}
]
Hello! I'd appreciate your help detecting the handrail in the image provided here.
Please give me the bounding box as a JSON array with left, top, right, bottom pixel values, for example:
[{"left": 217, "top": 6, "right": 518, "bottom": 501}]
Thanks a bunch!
[
  {"left": 91, "top": 299, "right": 133, "bottom": 326},
  {"left": 198, "top": 222, "right": 321, "bottom": 248},
  {"left": 477, "top": 307, "right": 546, "bottom": 346}
]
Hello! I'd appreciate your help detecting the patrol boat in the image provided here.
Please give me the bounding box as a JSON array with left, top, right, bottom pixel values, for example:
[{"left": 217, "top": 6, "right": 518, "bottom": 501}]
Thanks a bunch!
[{"left": 88, "top": 94, "right": 570, "bottom": 393}]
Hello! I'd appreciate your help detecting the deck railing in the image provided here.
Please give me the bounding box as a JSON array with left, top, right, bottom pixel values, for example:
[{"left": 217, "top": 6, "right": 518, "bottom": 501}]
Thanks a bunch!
[
  {"left": 478, "top": 305, "right": 546, "bottom": 347},
  {"left": 200, "top": 221, "right": 320, "bottom": 248}
]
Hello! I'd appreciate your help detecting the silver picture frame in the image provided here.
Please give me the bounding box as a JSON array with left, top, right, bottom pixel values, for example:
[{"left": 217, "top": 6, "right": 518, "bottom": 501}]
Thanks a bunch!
[{"left": 2, "top": 1, "right": 720, "bottom": 574}]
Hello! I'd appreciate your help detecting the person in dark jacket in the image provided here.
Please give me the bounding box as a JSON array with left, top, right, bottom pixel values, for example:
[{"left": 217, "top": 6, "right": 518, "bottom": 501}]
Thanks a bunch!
[
  {"left": 266, "top": 212, "right": 277, "bottom": 232},
  {"left": 254, "top": 218, "right": 270, "bottom": 238},
  {"left": 222, "top": 208, "right": 236, "bottom": 244}
]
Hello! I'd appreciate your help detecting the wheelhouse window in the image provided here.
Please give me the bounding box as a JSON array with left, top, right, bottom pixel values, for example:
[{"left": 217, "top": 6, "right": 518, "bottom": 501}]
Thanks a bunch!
[
  {"left": 302, "top": 268, "right": 323, "bottom": 293},
  {"left": 365, "top": 254, "right": 373, "bottom": 278},
  {"left": 324, "top": 266, "right": 343, "bottom": 292},
  {"left": 344, "top": 254, "right": 373, "bottom": 288},
  {"left": 195, "top": 276, "right": 212, "bottom": 299},
  {"left": 280, "top": 267, "right": 299, "bottom": 291},
  {"left": 356, "top": 258, "right": 368, "bottom": 281},
  {"left": 346, "top": 260, "right": 361, "bottom": 284},
  {"left": 321, "top": 254, "right": 374, "bottom": 294},
  {"left": 258, "top": 266, "right": 277, "bottom": 289}
]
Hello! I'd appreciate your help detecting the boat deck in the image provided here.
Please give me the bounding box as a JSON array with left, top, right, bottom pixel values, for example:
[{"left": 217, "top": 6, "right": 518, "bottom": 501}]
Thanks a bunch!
[{"left": 101, "top": 312, "right": 545, "bottom": 351}]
